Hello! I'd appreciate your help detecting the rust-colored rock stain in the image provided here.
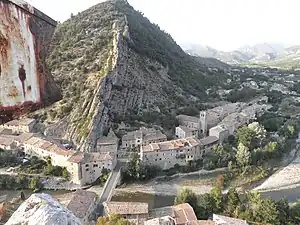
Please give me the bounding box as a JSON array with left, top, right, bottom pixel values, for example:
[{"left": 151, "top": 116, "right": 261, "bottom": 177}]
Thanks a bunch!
[{"left": 18, "top": 65, "right": 27, "bottom": 98}]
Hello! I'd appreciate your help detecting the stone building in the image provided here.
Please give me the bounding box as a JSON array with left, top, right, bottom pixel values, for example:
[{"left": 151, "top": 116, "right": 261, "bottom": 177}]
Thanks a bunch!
[
  {"left": 209, "top": 124, "right": 229, "bottom": 143},
  {"left": 176, "top": 115, "right": 200, "bottom": 130},
  {"left": 103, "top": 201, "right": 149, "bottom": 225},
  {"left": 0, "top": 118, "right": 36, "bottom": 134},
  {"left": 21, "top": 135, "right": 116, "bottom": 185},
  {"left": 68, "top": 151, "right": 116, "bottom": 185},
  {"left": 175, "top": 126, "right": 198, "bottom": 139},
  {"left": 121, "top": 127, "right": 167, "bottom": 150},
  {"left": 96, "top": 130, "right": 119, "bottom": 153},
  {"left": 148, "top": 203, "right": 198, "bottom": 225},
  {"left": 140, "top": 137, "right": 204, "bottom": 170},
  {"left": 67, "top": 190, "right": 98, "bottom": 224}
]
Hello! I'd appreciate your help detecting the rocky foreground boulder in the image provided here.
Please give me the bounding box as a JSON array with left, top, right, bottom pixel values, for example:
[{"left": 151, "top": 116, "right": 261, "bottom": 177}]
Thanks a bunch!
[{"left": 5, "top": 193, "right": 83, "bottom": 225}]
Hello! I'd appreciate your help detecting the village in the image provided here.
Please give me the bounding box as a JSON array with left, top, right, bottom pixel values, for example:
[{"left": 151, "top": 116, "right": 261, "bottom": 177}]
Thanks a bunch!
[{"left": 0, "top": 96, "right": 272, "bottom": 225}]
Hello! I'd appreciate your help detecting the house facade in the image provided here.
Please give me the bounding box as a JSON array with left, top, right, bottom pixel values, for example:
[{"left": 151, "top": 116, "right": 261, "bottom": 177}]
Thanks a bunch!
[
  {"left": 209, "top": 124, "right": 229, "bottom": 143},
  {"left": 121, "top": 127, "right": 167, "bottom": 150},
  {"left": 175, "top": 126, "right": 198, "bottom": 139},
  {"left": 140, "top": 137, "right": 203, "bottom": 170}
]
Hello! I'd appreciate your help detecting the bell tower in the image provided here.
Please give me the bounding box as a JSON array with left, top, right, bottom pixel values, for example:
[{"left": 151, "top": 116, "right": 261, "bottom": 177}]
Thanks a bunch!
[{"left": 199, "top": 111, "right": 208, "bottom": 136}]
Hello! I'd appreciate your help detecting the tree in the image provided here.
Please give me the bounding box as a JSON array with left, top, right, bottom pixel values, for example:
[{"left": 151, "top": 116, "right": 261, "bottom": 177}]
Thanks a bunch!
[
  {"left": 174, "top": 189, "right": 198, "bottom": 213},
  {"left": 290, "top": 200, "right": 300, "bottom": 224},
  {"left": 225, "top": 188, "right": 240, "bottom": 216},
  {"left": 236, "top": 126, "right": 256, "bottom": 148},
  {"left": 197, "top": 193, "right": 213, "bottom": 219},
  {"left": 210, "top": 184, "right": 223, "bottom": 213},
  {"left": 29, "top": 177, "right": 43, "bottom": 190},
  {"left": 96, "top": 214, "right": 133, "bottom": 225},
  {"left": 276, "top": 199, "right": 290, "bottom": 225},
  {"left": 236, "top": 143, "right": 251, "bottom": 168}
]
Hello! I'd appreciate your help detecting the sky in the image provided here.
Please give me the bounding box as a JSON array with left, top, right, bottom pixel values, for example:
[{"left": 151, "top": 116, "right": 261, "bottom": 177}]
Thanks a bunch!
[{"left": 26, "top": 0, "right": 300, "bottom": 51}]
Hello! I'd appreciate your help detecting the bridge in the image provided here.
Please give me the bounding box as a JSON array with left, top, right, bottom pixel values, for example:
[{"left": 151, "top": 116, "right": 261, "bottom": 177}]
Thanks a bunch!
[{"left": 94, "top": 160, "right": 125, "bottom": 217}]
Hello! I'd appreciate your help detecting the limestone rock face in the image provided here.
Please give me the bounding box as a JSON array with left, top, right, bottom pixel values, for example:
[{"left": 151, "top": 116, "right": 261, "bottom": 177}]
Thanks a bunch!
[
  {"left": 41, "top": 0, "right": 228, "bottom": 151},
  {"left": 5, "top": 193, "right": 83, "bottom": 225}
]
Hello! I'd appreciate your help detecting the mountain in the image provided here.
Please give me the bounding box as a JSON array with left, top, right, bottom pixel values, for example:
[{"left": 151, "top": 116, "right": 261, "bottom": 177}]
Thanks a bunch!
[
  {"left": 182, "top": 42, "right": 300, "bottom": 69},
  {"left": 6, "top": 193, "right": 83, "bottom": 225},
  {"left": 39, "top": 0, "right": 228, "bottom": 151}
]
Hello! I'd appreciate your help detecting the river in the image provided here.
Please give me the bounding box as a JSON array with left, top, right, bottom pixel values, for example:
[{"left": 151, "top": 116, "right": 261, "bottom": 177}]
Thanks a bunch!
[{"left": 2, "top": 185, "right": 300, "bottom": 211}]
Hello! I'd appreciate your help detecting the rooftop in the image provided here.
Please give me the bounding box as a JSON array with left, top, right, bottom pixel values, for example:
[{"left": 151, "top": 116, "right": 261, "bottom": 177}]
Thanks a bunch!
[
  {"left": 149, "top": 203, "right": 198, "bottom": 225},
  {"left": 177, "top": 125, "right": 198, "bottom": 133},
  {"left": 4, "top": 118, "right": 36, "bottom": 127},
  {"left": 142, "top": 138, "right": 200, "bottom": 153},
  {"left": 24, "top": 137, "right": 73, "bottom": 157},
  {"left": 104, "top": 201, "right": 149, "bottom": 215},
  {"left": 67, "top": 190, "right": 97, "bottom": 219},
  {"left": 0, "top": 135, "right": 15, "bottom": 147},
  {"left": 209, "top": 124, "right": 228, "bottom": 133},
  {"left": 68, "top": 152, "right": 115, "bottom": 164},
  {"left": 200, "top": 136, "right": 219, "bottom": 146},
  {"left": 144, "top": 216, "right": 175, "bottom": 225}
]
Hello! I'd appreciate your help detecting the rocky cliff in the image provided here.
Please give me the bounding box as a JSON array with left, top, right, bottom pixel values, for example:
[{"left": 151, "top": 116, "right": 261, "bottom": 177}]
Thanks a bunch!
[
  {"left": 0, "top": 0, "right": 61, "bottom": 123},
  {"left": 41, "top": 0, "right": 228, "bottom": 151},
  {"left": 5, "top": 193, "right": 83, "bottom": 225}
]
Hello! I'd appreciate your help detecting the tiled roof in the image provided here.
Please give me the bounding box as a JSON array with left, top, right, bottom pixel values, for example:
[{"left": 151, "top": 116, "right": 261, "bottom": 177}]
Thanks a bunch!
[
  {"left": 68, "top": 152, "right": 115, "bottom": 163},
  {"left": 0, "top": 135, "right": 15, "bottom": 146},
  {"left": 68, "top": 152, "right": 85, "bottom": 163},
  {"left": 67, "top": 190, "right": 97, "bottom": 219},
  {"left": 200, "top": 136, "right": 219, "bottom": 146},
  {"left": 177, "top": 126, "right": 198, "bottom": 133},
  {"left": 149, "top": 203, "right": 198, "bottom": 225},
  {"left": 104, "top": 201, "right": 148, "bottom": 215},
  {"left": 15, "top": 133, "right": 35, "bottom": 143}
]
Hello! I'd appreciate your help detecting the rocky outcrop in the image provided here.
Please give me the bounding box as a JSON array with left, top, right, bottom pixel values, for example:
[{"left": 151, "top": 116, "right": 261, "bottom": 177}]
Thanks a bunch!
[
  {"left": 5, "top": 193, "right": 83, "bottom": 225},
  {"left": 42, "top": 0, "right": 227, "bottom": 152}
]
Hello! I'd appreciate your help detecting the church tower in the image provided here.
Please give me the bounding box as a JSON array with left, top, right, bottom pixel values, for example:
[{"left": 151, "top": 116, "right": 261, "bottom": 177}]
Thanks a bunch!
[{"left": 199, "top": 111, "right": 208, "bottom": 136}]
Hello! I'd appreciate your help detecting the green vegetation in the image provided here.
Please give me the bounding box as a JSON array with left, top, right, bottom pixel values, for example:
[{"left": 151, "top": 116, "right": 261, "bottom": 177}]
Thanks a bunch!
[
  {"left": 175, "top": 184, "right": 300, "bottom": 225},
  {"left": 17, "top": 156, "right": 70, "bottom": 180},
  {"left": 0, "top": 175, "right": 43, "bottom": 191},
  {"left": 97, "top": 214, "right": 134, "bottom": 225},
  {"left": 204, "top": 120, "right": 299, "bottom": 187},
  {"left": 226, "top": 87, "right": 258, "bottom": 103},
  {"left": 0, "top": 149, "right": 20, "bottom": 168},
  {"left": 121, "top": 152, "right": 161, "bottom": 183},
  {"left": 116, "top": 1, "right": 227, "bottom": 99}
]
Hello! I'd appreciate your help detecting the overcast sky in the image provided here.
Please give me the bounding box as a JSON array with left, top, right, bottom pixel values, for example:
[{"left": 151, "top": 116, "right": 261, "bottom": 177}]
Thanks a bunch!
[{"left": 27, "top": 0, "right": 300, "bottom": 51}]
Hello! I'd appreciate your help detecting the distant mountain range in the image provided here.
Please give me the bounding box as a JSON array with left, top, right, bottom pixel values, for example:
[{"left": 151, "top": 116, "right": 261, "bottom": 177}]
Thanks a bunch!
[{"left": 182, "top": 43, "right": 300, "bottom": 69}]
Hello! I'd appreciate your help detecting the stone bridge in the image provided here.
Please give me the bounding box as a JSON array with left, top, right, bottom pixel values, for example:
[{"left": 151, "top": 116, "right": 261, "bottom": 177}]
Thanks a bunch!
[{"left": 95, "top": 160, "right": 125, "bottom": 217}]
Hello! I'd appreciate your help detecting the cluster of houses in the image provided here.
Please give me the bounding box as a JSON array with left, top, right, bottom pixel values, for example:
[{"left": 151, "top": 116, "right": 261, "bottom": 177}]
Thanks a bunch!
[
  {"left": 65, "top": 189, "right": 248, "bottom": 225},
  {"left": 0, "top": 99, "right": 270, "bottom": 186},
  {"left": 136, "top": 100, "right": 271, "bottom": 171},
  {"left": 0, "top": 119, "right": 116, "bottom": 186}
]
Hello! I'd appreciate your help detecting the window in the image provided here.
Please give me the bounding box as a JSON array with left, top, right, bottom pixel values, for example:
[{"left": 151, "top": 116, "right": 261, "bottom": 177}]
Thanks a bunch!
[
  {"left": 93, "top": 164, "right": 98, "bottom": 167},
  {"left": 159, "top": 158, "right": 162, "bottom": 160},
  {"left": 85, "top": 164, "right": 89, "bottom": 167},
  {"left": 86, "top": 168, "right": 89, "bottom": 172}
]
